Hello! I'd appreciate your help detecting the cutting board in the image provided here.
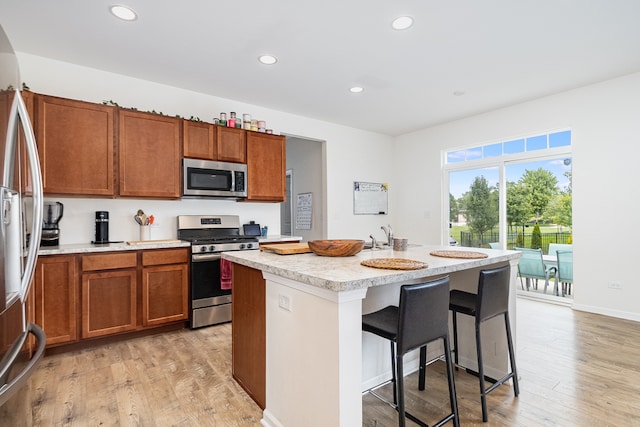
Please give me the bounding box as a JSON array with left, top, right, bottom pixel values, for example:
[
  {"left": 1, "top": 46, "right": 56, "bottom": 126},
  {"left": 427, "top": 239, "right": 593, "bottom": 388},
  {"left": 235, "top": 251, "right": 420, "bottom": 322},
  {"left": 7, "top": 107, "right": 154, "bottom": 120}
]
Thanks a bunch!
[{"left": 260, "top": 242, "right": 312, "bottom": 255}]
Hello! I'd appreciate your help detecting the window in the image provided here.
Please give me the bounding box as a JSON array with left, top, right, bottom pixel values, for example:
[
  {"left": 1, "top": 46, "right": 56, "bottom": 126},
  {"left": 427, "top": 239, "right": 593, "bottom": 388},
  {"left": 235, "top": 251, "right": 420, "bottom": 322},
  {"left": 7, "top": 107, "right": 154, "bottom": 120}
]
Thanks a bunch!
[
  {"left": 446, "top": 130, "right": 571, "bottom": 164},
  {"left": 445, "top": 130, "right": 572, "bottom": 250}
]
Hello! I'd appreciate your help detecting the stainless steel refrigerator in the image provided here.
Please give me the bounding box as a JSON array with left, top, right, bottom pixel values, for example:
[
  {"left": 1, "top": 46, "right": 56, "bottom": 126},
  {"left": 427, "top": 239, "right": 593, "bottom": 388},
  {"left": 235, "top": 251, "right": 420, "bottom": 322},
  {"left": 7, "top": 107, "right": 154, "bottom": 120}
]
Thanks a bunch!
[{"left": 0, "top": 23, "right": 45, "bottom": 410}]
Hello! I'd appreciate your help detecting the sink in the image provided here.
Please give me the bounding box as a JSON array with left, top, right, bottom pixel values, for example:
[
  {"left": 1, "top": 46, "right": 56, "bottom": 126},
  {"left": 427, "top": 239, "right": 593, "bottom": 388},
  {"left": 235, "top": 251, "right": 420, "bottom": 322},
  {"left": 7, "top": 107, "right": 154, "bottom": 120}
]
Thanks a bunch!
[
  {"left": 361, "top": 242, "right": 424, "bottom": 252},
  {"left": 362, "top": 243, "right": 391, "bottom": 250}
]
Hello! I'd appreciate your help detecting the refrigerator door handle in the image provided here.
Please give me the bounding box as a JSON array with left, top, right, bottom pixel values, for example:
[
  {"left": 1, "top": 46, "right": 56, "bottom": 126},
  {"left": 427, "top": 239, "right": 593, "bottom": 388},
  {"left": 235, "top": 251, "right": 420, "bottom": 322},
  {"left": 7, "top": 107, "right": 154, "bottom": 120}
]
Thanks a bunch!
[
  {"left": 0, "top": 322, "right": 46, "bottom": 407},
  {"left": 5, "top": 91, "right": 43, "bottom": 303}
]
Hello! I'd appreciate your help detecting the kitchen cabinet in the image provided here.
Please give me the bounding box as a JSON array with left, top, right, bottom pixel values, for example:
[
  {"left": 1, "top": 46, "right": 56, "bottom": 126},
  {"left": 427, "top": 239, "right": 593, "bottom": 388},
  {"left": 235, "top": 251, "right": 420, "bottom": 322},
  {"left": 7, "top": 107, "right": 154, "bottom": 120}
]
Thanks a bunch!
[
  {"left": 118, "top": 110, "right": 181, "bottom": 198},
  {"left": 232, "top": 263, "right": 266, "bottom": 409},
  {"left": 183, "top": 120, "right": 216, "bottom": 160},
  {"left": 35, "top": 94, "right": 115, "bottom": 196},
  {"left": 246, "top": 132, "right": 286, "bottom": 202},
  {"left": 217, "top": 126, "right": 246, "bottom": 163},
  {"left": 34, "top": 247, "right": 189, "bottom": 347},
  {"left": 81, "top": 252, "right": 137, "bottom": 339},
  {"left": 141, "top": 248, "right": 189, "bottom": 327},
  {"left": 33, "top": 255, "right": 79, "bottom": 346}
]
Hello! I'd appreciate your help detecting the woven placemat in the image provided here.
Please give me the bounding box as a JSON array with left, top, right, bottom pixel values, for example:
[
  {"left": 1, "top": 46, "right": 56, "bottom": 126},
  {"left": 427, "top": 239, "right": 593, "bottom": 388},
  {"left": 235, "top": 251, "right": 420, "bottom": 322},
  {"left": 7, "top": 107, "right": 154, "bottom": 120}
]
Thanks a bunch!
[
  {"left": 361, "top": 258, "right": 428, "bottom": 270},
  {"left": 429, "top": 250, "right": 488, "bottom": 259}
]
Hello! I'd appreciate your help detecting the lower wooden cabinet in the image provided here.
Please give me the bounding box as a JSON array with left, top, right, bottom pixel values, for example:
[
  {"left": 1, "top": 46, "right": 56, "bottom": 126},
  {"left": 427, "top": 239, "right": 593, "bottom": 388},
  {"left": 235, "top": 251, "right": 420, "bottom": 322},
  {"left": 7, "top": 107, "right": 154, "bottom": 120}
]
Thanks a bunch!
[
  {"left": 33, "top": 255, "right": 78, "bottom": 346},
  {"left": 34, "top": 247, "right": 189, "bottom": 347},
  {"left": 141, "top": 249, "right": 189, "bottom": 326},
  {"left": 232, "top": 263, "right": 266, "bottom": 409},
  {"left": 82, "top": 269, "right": 137, "bottom": 339}
]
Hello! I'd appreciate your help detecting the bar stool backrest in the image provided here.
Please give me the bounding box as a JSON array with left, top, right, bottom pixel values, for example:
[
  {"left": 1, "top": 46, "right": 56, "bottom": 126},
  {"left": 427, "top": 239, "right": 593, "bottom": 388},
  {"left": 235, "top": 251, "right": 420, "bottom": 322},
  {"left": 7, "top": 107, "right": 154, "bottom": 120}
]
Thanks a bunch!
[
  {"left": 476, "top": 265, "right": 511, "bottom": 322},
  {"left": 397, "top": 276, "right": 450, "bottom": 356}
]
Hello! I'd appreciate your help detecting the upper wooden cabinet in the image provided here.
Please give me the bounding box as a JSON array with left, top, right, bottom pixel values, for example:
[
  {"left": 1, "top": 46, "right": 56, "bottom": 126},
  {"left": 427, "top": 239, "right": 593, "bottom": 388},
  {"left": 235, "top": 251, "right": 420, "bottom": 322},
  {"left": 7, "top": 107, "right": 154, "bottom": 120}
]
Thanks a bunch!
[
  {"left": 217, "top": 126, "right": 246, "bottom": 163},
  {"left": 118, "top": 110, "right": 182, "bottom": 198},
  {"left": 184, "top": 122, "right": 248, "bottom": 164},
  {"left": 183, "top": 120, "right": 216, "bottom": 160},
  {"left": 246, "top": 132, "right": 286, "bottom": 202},
  {"left": 36, "top": 94, "right": 115, "bottom": 196}
]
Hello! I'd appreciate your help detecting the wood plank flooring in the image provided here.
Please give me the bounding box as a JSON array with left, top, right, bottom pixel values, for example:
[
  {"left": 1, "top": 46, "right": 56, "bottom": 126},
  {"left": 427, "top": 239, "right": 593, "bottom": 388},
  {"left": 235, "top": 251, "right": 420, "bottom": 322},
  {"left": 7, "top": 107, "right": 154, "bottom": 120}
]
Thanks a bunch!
[{"left": 3, "top": 297, "right": 640, "bottom": 426}]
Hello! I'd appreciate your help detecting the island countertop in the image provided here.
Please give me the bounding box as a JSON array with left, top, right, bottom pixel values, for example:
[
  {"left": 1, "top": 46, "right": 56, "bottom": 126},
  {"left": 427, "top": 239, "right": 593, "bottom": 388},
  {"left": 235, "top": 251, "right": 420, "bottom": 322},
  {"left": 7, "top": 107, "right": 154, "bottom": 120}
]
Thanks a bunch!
[{"left": 222, "top": 245, "right": 521, "bottom": 292}]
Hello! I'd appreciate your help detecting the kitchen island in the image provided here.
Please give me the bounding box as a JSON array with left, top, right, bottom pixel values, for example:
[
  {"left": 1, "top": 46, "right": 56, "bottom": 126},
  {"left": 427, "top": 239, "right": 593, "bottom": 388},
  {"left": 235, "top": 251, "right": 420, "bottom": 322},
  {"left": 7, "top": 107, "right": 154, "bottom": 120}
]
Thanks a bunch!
[{"left": 223, "top": 245, "right": 521, "bottom": 427}]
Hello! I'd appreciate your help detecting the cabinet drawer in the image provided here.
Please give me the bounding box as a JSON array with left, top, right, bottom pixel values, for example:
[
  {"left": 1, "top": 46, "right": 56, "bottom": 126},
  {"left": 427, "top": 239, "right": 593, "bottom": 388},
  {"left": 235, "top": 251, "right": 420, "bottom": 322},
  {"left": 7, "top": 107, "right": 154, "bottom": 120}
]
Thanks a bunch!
[
  {"left": 142, "top": 248, "right": 189, "bottom": 266},
  {"left": 82, "top": 252, "right": 137, "bottom": 271}
]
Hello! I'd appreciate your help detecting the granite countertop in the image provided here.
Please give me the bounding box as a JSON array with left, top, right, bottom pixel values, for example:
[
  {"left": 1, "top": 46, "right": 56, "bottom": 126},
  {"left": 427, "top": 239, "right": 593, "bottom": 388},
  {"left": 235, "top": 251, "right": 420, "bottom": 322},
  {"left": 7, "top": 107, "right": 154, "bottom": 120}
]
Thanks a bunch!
[
  {"left": 222, "top": 245, "right": 521, "bottom": 292},
  {"left": 38, "top": 240, "right": 190, "bottom": 256}
]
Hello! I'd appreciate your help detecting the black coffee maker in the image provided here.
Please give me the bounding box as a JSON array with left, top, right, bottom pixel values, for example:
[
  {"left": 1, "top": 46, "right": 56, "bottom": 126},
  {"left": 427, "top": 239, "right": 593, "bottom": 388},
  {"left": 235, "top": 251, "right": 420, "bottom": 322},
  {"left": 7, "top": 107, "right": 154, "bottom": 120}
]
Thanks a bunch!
[
  {"left": 94, "top": 211, "right": 109, "bottom": 244},
  {"left": 41, "top": 201, "right": 63, "bottom": 246}
]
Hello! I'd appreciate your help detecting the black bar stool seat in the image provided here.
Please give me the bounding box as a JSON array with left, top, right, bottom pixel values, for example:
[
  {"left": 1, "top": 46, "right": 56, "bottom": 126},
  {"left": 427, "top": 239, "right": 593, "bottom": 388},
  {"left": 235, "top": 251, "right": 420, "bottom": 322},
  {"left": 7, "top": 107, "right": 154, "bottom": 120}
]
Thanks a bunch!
[
  {"left": 362, "top": 276, "right": 459, "bottom": 427},
  {"left": 449, "top": 264, "right": 519, "bottom": 423}
]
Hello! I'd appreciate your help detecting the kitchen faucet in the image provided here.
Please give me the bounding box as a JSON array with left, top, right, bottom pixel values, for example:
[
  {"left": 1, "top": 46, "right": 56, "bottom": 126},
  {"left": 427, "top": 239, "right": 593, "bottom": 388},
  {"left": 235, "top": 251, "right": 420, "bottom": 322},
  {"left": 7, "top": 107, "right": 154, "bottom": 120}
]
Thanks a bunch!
[
  {"left": 369, "top": 234, "right": 377, "bottom": 250},
  {"left": 381, "top": 225, "right": 393, "bottom": 246}
]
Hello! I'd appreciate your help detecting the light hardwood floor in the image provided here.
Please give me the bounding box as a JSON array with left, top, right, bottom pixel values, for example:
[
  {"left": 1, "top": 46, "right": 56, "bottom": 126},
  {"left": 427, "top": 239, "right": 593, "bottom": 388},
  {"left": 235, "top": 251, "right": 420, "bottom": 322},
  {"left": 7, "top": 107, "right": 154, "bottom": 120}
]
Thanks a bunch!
[{"left": 3, "top": 297, "right": 640, "bottom": 426}]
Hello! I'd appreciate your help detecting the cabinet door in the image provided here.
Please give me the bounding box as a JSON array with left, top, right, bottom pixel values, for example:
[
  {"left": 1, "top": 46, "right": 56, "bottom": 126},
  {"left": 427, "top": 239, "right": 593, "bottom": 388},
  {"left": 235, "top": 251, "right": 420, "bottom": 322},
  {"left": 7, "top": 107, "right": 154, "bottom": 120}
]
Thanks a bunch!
[
  {"left": 232, "top": 263, "right": 266, "bottom": 409},
  {"left": 141, "top": 263, "right": 189, "bottom": 327},
  {"left": 118, "top": 110, "right": 181, "bottom": 198},
  {"left": 34, "top": 255, "right": 79, "bottom": 346},
  {"left": 216, "top": 126, "right": 246, "bottom": 163},
  {"left": 183, "top": 120, "right": 216, "bottom": 160},
  {"left": 82, "top": 269, "right": 137, "bottom": 338},
  {"left": 36, "top": 94, "right": 115, "bottom": 196},
  {"left": 246, "top": 133, "right": 286, "bottom": 202}
]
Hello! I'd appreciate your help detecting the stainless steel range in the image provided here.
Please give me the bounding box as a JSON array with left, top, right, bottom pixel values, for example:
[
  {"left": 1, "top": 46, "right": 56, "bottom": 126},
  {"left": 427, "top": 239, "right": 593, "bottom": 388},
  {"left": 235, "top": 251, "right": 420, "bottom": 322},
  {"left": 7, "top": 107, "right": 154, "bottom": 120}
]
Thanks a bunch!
[{"left": 177, "top": 215, "right": 259, "bottom": 328}]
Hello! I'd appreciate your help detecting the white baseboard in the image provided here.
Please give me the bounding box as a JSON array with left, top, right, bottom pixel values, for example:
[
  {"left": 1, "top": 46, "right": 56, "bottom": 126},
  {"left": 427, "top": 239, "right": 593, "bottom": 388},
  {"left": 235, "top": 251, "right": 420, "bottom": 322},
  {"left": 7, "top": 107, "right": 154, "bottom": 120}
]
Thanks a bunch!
[{"left": 572, "top": 303, "right": 640, "bottom": 322}]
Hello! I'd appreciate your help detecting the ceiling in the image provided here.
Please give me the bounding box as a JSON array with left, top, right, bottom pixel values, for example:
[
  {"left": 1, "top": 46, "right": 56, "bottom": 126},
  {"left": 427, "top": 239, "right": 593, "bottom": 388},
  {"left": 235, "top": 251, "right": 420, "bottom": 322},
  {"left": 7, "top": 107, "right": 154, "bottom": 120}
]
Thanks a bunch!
[{"left": 1, "top": 1, "right": 640, "bottom": 136}]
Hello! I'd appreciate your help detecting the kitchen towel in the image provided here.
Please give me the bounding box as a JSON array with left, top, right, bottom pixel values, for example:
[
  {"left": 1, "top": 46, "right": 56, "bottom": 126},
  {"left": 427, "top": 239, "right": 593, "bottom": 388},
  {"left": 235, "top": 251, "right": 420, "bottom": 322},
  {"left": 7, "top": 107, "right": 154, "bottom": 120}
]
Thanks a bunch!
[{"left": 220, "top": 258, "right": 233, "bottom": 290}]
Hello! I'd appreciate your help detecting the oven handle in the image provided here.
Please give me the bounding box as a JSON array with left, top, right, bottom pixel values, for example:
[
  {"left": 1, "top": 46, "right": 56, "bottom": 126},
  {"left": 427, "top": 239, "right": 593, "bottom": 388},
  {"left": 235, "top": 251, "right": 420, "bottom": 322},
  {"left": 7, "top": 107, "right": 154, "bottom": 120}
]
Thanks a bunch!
[{"left": 192, "top": 253, "right": 222, "bottom": 262}]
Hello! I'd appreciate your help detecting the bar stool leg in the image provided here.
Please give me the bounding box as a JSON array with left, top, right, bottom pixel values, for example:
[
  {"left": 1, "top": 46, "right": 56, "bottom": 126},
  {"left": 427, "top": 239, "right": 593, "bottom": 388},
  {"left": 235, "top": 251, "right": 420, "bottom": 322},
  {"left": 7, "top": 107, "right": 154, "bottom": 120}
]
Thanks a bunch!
[
  {"left": 390, "top": 341, "right": 398, "bottom": 405},
  {"left": 475, "top": 322, "right": 488, "bottom": 422},
  {"left": 504, "top": 313, "right": 520, "bottom": 396},
  {"left": 418, "top": 345, "right": 426, "bottom": 390},
  {"left": 452, "top": 312, "right": 459, "bottom": 370},
  {"left": 396, "top": 354, "right": 406, "bottom": 427},
  {"left": 443, "top": 335, "right": 460, "bottom": 427}
]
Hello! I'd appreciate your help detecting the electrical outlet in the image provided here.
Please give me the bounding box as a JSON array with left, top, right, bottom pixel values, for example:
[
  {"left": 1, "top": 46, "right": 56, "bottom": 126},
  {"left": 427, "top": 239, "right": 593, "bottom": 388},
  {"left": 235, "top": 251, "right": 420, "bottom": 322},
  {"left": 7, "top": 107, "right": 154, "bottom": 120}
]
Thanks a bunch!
[
  {"left": 278, "top": 294, "right": 291, "bottom": 311},
  {"left": 608, "top": 282, "right": 622, "bottom": 290}
]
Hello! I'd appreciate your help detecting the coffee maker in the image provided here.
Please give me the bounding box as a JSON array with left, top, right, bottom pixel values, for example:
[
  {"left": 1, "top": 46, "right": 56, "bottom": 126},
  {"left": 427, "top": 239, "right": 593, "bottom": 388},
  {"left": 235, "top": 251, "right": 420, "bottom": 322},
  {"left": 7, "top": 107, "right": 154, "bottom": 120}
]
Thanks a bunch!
[
  {"left": 41, "top": 201, "right": 63, "bottom": 246},
  {"left": 94, "top": 211, "right": 109, "bottom": 244}
]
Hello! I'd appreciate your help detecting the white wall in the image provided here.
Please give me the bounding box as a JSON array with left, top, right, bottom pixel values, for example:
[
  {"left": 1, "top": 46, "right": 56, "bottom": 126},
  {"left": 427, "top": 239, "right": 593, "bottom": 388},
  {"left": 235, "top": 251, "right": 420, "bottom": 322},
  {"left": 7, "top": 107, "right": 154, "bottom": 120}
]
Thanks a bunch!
[
  {"left": 17, "top": 53, "right": 394, "bottom": 244},
  {"left": 394, "top": 72, "right": 640, "bottom": 321}
]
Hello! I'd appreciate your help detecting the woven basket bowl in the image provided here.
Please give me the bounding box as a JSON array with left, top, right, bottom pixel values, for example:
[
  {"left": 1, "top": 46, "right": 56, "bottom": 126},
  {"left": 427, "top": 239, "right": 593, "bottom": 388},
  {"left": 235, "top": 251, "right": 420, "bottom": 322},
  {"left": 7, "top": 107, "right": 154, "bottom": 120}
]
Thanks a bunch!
[{"left": 308, "top": 239, "right": 365, "bottom": 257}]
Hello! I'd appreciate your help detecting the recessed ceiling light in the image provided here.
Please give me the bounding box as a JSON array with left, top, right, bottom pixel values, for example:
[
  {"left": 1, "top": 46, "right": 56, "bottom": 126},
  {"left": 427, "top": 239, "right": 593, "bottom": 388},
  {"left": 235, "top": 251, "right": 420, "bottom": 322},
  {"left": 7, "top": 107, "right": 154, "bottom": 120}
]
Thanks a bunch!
[
  {"left": 349, "top": 86, "right": 364, "bottom": 93},
  {"left": 258, "top": 55, "right": 278, "bottom": 65},
  {"left": 453, "top": 90, "right": 466, "bottom": 96},
  {"left": 110, "top": 5, "right": 137, "bottom": 21},
  {"left": 391, "top": 16, "right": 414, "bottom": 30}
]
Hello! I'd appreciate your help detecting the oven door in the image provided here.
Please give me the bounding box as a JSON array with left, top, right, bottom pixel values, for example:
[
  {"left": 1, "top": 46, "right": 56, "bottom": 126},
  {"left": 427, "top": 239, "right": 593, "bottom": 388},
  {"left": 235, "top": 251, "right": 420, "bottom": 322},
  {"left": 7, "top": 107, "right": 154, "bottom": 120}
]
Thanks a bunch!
[
  {"left": 191, "top": 253, "right": 231, "bottom": 307},
  {"left": 190, "top": 253, "right": 232, "bottom": 328}
]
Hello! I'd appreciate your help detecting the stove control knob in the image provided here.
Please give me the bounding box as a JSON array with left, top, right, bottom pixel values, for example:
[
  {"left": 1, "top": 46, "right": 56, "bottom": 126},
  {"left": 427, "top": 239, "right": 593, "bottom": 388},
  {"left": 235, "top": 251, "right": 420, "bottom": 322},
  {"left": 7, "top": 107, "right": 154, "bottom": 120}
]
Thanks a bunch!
[
  {"left": 246, "top": 243, "right": 253, "bottom": 249},
  {"left": 199, "top": 246, "right": 207, "bottom": 253},
  {"left": 240, "top": 243, "right": 246, "bottom": 250},
  {"left": 209, "top": 245, "right": 216, "bottom": 252}
]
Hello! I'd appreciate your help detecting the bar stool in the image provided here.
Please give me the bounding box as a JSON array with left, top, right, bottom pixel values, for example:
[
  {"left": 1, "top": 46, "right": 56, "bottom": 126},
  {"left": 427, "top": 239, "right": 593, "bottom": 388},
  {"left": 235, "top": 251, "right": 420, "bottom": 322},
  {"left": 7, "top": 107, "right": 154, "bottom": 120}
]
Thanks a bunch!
[
  {"left": 449, "top": 264, "right": 519, "bottom": 422},
  {"left": 362, "top": 277, "right": 459, "bottom": 427}
]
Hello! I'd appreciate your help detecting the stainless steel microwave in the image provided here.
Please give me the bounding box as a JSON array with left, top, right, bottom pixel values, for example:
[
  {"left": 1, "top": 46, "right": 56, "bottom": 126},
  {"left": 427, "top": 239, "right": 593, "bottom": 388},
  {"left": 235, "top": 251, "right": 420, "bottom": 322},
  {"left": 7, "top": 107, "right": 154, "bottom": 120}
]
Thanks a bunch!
[{"left": 183, "top": 159, "right": 247, "bottom": 198}]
